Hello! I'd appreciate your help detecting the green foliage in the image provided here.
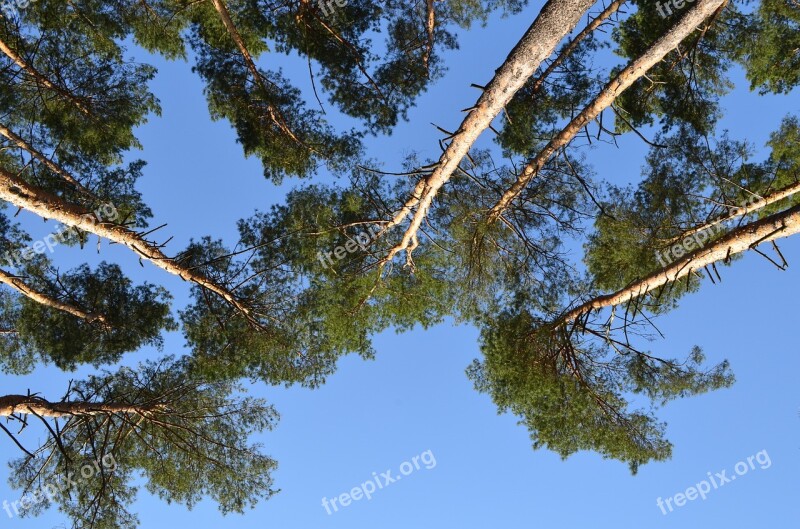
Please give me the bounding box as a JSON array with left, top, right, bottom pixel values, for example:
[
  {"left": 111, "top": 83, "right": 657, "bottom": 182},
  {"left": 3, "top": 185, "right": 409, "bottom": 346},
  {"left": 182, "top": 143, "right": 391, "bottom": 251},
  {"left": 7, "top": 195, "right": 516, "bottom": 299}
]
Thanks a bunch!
[
  {"left": 443, "top": 0, "right": 530, "bottom": 27},
  {"left": 727, "top": 0, "right": 800, "bottom": 94},
  {"left": 182, "top": 172, "right": 458, "bottom": 386},
  {"left": 467, "top": 310, "right": 733, "bottom": 473},
  {"left": 0, "top": 15, "right": 159, "bottom": 165},
  {"left": 7, "top": 358, "right": 279, "bottom": 529},
  {"left": 498, "top": 35, "right": 604, "bottom": 156},
  {"left": 1, "top": 1, "right": 798, "bottom": 524},
  {"left": 191, "top": 41, "right": 362, "bottom": 182},
  {"left": 610, "top": 0, "right": 735, "bottom": 134},
  {"left": 586, "top": 117, "right": 800, "bottom": 302},
  {"left": 1, "top": 262, "right": 175, "bottom": 372},
  {"left": 761, "top": 116, "right": 800, "bottom": 214}
]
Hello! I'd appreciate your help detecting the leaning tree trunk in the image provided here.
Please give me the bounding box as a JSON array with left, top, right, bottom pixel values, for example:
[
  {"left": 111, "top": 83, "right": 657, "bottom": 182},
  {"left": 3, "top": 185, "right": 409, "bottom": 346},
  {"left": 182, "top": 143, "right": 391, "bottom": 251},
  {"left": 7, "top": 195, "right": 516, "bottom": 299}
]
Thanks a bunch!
[
  {"left": 0, "top": 35, "right": 92, "bottom": 116},
  {"left": 0, "top": 268, "right": 109, "bottom": 326},
  {"left": 488, "top": 0, "right": 729, "bottom": 220},
  {"left": 380, "top": 0, "right": 598, "bottom": 264},
  {"left": 0, "top": 122, "right": 92, "bottom": 194},
  {"left": 0, "top": 394, "right": 160, "bottom": 418},
  {"left": 556, "top": 201, "right": 800, "bottom": 326},
  {"left": 526, "top": 0, "right": 626, "bottom": 100},
  {"left": 0, "top": 166, "right": 254, "bottom": 320}
]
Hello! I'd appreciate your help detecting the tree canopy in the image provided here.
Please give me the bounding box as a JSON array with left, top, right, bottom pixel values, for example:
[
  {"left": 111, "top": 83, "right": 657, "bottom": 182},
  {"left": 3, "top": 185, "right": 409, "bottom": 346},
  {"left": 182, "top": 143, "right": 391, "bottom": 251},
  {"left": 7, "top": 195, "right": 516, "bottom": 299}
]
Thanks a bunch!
[{"left": 0, "top": 0, "right": 798, "bottom": 526}]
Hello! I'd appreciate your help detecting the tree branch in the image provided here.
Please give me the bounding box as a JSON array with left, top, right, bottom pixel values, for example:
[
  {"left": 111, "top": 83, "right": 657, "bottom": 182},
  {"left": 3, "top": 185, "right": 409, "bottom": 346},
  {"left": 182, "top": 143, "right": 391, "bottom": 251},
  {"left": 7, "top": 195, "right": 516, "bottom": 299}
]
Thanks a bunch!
[
  {"left": 0, "top": 34, "right": 92, "bottom": 116},
  {"left": 0, "top": 122, "right": 93, "bottom": 195},
  {"left": 0, "top": 267, "right": 110, "bottom": 327},
  {"left": 0, "top": 394, "right": 162, "bottom": 418}
]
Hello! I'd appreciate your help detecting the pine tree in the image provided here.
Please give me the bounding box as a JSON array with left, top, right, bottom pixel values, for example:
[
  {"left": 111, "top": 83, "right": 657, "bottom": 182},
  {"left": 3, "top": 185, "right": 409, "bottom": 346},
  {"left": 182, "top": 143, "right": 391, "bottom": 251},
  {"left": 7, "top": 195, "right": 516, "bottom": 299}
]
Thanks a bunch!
[{"left": 1, "top": 0, "right": 799, "bottom": 526}]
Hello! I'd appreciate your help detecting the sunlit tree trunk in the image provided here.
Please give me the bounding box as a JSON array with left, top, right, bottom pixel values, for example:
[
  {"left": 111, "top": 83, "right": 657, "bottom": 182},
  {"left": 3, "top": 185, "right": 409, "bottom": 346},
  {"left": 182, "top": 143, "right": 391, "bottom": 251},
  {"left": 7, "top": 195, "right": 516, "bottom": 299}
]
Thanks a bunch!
[
  {"left": 0, "top": 394, "right": 159, "bottom": 418},
  {"left": 488, "top": 0, "right": 729, "bottom": 220},
  {"left": 380, "top": 0, "right": 598, "bottom": 264},
  {"left": 557, "top": 201, "right": 800, "bottom": 326},
  {"left": 0, "top": 166, "right": 253, "bottom": 320}
]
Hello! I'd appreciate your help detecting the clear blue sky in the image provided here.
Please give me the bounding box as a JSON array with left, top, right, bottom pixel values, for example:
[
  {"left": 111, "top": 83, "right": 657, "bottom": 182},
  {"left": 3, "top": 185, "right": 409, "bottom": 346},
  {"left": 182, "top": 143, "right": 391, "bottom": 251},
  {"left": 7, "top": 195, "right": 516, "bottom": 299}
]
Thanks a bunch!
[{"left": 1, "top": 3, "right": 798, "bottom": 527}]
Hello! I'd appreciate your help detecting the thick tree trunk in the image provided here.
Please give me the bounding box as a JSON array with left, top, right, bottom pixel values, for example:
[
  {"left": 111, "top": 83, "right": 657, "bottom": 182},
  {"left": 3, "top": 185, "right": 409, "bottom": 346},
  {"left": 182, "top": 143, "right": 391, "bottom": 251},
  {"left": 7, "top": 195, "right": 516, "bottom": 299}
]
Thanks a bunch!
[
  {"left": 381, "top": 0, "right": 598, "bottom": 263},
  {"left": 0, "top": 394, "right": 159, "bottom": 417},
  {"left": 557, "top": 201, "right": 800, "bottom": 326},
  {"left": 527, "top": 0, "right": 626, "bottom": 99},
  {"left": 488, "top": 0, "right": 729, "bottom": 220},
  {"left": 0, "top": 167, "right": 253, "bottom": 319},
  {"left": 0, "top": 268, "right": 109, "bottom": 326},
  {"left": 0, "top": 35, "right": 91, "bottom": 116}
]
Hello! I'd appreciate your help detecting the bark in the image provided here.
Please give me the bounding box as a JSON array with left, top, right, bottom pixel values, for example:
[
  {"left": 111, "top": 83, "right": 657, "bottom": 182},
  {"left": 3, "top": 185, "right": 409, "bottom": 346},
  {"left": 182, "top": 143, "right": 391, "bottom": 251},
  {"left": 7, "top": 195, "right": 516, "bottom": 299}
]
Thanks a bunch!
[
  {"left": 0, "top": 122, "right": 92, "bottom": 194},
  {"left": 0, "top": 394, "right": 160, "bottom": 418},
  {"left": 526, "top": 0, "right": 626, "bottom": 99},
  {"left": 380, "top": 0, "right": 598, "bottom": 264},
  {"left": 0, "top": 267, "right": 109, "bottom": 326},
  {"left": 488, "top": 0, "right": 729, "bottom": 221},
  {"left": 0, "top": 166, "right": 254, "bottom": 319},
  {"left": 557, "top": 201, "right": 800, "bottom": 326},
  {"left": 662, "top": 180, "right": 800, "bottom": 243},
  {"left": 0, "top": 35, "right": 92, "bottom": 116}
]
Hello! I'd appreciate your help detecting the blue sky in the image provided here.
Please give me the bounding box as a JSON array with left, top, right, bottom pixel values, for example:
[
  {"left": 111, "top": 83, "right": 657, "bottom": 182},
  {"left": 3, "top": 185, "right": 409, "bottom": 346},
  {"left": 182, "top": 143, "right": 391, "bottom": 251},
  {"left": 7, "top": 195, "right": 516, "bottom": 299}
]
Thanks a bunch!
[{"left": 1, "top": 2, "right": 798, "bottom": 527}]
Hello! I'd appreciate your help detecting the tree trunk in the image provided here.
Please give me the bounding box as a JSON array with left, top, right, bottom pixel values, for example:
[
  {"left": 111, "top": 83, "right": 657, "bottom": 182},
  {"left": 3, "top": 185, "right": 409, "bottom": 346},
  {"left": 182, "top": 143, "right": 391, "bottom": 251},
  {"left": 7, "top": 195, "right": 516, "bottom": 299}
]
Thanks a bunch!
[
  {"left": 0, "top": 394, "right": 160, "bottom": 418},
  {"left": 0, "top": 35, "right": 91, "bottom": 116},
  {"left": 488, "top": 0, "right": 729, "bottom": 220},
  {"left": 0, "top": 167, "right": 254, "bottom": 320},
  {"left": 0, "top": 268, "right": 109, "bottom": 326},
  {"left": 557, "top": 201, "right": 800, "bottom": 326},
  {"left": 380, "top": 0, "right": 598, "bottom": 264},
  {"left": 527, "top": 0, "right": 626, "bottom": 99}
]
